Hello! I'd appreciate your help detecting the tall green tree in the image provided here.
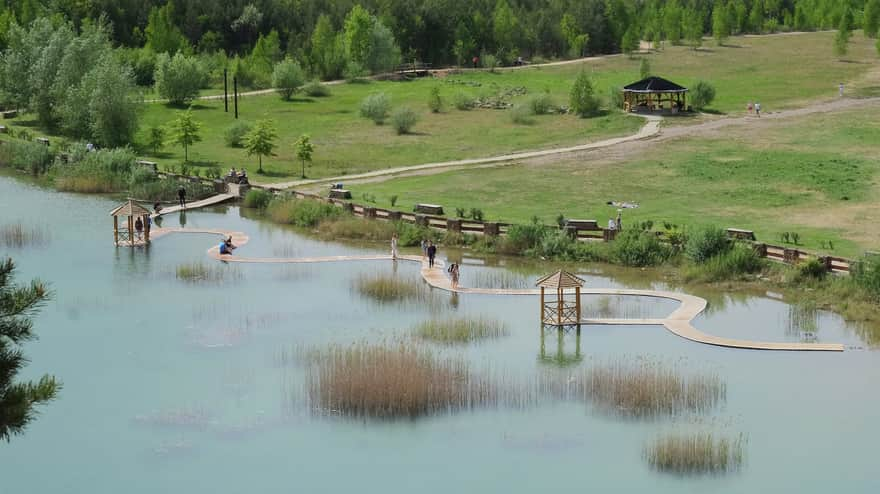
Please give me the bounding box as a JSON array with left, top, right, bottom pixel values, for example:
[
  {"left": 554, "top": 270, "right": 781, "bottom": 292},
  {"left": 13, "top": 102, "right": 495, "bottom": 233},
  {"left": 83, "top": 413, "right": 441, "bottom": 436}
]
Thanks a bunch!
[
  {"left": 713, "top": 3, "right": 731, "bottom": 45},
  {"left": 865, "top": 0, "right": 880, "bottom": 38},
  {"left": 244, "top": 119, "right": 277, "bottom": 174},
  {"left": 83, "top": 56, "right": 140, "bottom": 148},
  {"left": 569, "top": 70, "right": 600, "bottom": 117},
  {"left": 294, "top": 134, "right": 314, "bottom": 178},
  {"left": 145, "top": 1, "right": 188, "bottom": 54},
  {"left": 621, "top": 26, "right": 639, "bottom": 57},
  {"left": 683, "top": 8, "right": 704, "bottom": 49},
  {"left": 664, "top": 0, "right": 683, "bottom": 45},
  {"left": 834, "top": 7, "right": 853, "bottom": 57},
  {"left": 344, "top": 4, "right": 374, "bottom": 68},
  {"left": 492, "top": 0, "right": 519, "bottom": 60},
  {"left": 273, "top": 58, "right": 305, "bottom": 101},
  {"left": 749, "top": 0, "right": 764, "bottom": 33},
  {"left": 154, "top": 52, "right": 205, "bottom": 106},
  {"left": 310, "top": 14, "right": 345, "bottom": 80},
  {"left": 168, "top": 108, "right": 202, "bottom": 162},
  {"left": 0, "top": 257, "right": 60, "bottom": 442}
]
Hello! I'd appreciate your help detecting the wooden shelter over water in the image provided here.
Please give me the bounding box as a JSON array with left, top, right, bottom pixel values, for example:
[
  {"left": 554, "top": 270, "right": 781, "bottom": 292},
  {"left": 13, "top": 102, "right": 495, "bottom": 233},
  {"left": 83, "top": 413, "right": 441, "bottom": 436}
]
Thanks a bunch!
[
  {"left": 622, "top": 76, "right": 688, "bottom": 113},
  {"left": 536, "top": 270, "right": 585, "bottom": 327},
  {"left": 110, "top": 199, "right": 151, "bottom": 246}
]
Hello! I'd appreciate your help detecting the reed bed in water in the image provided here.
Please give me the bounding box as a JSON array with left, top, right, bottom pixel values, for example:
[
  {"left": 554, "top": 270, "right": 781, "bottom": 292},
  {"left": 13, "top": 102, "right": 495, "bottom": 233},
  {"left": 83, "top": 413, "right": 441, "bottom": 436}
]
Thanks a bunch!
[
  {"left": 413, "top": 316, "right": 509, "bottom": 344},
  {"left": 645, "top": 432, "right": 746, "bottom": 475},
  {"left": 353, "top": 272, "right": 425, "bottom": 303},
  {"left": 0, "top": 222, "right": 49, "bottom": 248},
  {"left": 305, "top": 341, "right": 498, "bottom": 418},
  {"left": 175, "top": 262, "right": 240, "bottom": 283},
  {"left": 469, "top": 270, "right": 532, "bottom": 289}
]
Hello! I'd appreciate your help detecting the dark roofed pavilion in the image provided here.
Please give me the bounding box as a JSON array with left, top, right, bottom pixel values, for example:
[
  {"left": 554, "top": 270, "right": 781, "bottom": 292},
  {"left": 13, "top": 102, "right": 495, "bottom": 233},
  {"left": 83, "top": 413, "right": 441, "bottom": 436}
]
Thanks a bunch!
[{"left": 621, "top": 76, "right": 688, "bottom": 113}]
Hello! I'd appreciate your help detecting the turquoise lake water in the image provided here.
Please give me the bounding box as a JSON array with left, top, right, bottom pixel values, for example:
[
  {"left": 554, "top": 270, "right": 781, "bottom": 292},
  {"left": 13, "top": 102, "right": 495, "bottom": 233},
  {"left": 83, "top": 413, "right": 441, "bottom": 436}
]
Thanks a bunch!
[{"left": 0, "top": 176, "right": 878, "bottom": 493}]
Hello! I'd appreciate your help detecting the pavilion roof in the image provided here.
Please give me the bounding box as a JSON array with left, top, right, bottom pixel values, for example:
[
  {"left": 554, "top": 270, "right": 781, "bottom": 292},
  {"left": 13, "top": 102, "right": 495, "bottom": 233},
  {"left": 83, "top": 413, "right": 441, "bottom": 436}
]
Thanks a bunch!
[
  {"left": 535, "top": 270, "right": 585, "bottom": 289},
  {"left": 623, "top": 76, "right": 688, "bottom": 93},
  {"left": 110, "top": 199, "right": 151, "bottom": 217}
]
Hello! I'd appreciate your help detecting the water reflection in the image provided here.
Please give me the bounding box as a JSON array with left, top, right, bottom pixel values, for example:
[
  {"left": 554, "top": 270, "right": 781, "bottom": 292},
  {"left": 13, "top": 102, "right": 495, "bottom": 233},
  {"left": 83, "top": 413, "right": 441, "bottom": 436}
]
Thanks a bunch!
[
  {"left": 538, "top": 326, "right": 583, "bottom": 367},
  {"left": 786, "top": 305, "right": 819, "bottom": 342}
]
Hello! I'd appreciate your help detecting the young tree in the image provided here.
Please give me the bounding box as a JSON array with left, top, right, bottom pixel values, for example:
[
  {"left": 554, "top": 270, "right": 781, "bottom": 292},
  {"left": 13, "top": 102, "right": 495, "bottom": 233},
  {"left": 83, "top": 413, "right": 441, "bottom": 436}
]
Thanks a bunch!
[
  {"left": 834, "top": 7, "right": 853, "bottom": 57},
  {"left": 493, "top": 0, "right": 519, "bottom": 61},
  {"left": 344, "top": 5, "right": 374, "bottom": 68},
  {"left": 310, "top": 15, "right": 345, "bottom": 80},
  {"left": 452, "top": 21, "right": 476, "bottom": 66},
  {"left": 295, "top": 134, "right": 314, "bottom": 178},
  {"left": 145, "top": 1, "right": 188, "bottom": 55},
  {"left": 690, "top": 80, "right": 716, "bottom": 110},
  {"left": 713, "top": 3, "right": 731, "bottom": 45},
  {"left": 683, "top": 9, "right": 704, "bottom": 49},
  {"left": 0, "top": 257, "right": 60, "bottom": 442},
  {"left": 244, "top": 119, "right": 277, "bottom": 174},
  {"left": 664, "top": 0, "right": 683, "bottom": 45},
  {"left": 639, "top": 57, "right": 651, "bottom": 79},
  {"left": 169, "top": 108, "right": 202, "bottom": 162},
  {"left": 148, "top": 126, "right": 165, "bottom": 154},
  {"left": 366, "top": 18, "right": 401, "bottom": 74},
  {"left": 272, "top": 58, "right": 305, "bottom": 101},
  {"left": 749, "top": 0, "right": 764, "bottom": 33},
  {"left": 864, "top": 0, "right": 880, "bottom": 38},
  {"left": 154, "top": 52, "right": 205, "bottom": 106},
  {"left": 621, "top": 26, "right": 639, "bottom": 57},
  {"left": 427, "top": 86, "right": 443, "bottom": 113},
  {"left": 85, "top": 56, "right": 141, "bottom": 148},
  {"left": 569, "top": 70, "right": 600, "bottom": 117}
]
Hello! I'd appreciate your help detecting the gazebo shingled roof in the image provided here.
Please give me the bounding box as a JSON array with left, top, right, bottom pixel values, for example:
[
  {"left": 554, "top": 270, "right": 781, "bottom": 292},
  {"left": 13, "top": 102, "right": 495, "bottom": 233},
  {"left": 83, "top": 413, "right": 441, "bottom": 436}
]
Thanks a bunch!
[
  {"left": 623, "top": 76, "right": 687, "bottom": 93},
  {"left": 110, "top": 199, "right": 151, "bottom": 218},
  {"left": 535, "top": 270, "right": 585, "bottom": 289}
]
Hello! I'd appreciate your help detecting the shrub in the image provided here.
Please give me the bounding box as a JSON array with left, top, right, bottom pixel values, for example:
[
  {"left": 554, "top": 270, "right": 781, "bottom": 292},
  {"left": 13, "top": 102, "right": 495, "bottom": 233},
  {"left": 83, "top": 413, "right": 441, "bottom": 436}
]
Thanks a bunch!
[
  {"left": 360, "top": 92, "right": 391, "bottom": 124},
  {"left": 685, "top": 226, "right": 730, "bottom": 263},
  {"left": 612, "top": 230, "right": 672, "bottom": 267},
  {"left": 482, "top": 54, "right": 498, "bottom": 71},
  {"left": 498, "top": 221, "right": 549, "bottom": 255},
  {"left": 510, "top": 104, "right": 535, "bottom": 124},
  {"left": 608, "top": 86, "right": 624, "bottom": 109},
  {"left": 303, "top": 80, "right": 330, "bottom": 97},
  {"left": 427, "top": 86, "right": 443, "bottom": 113},
  {"left": 129, "top": 179, "right": 214, "bottom": 202},
  {"left": 224, "top": 121, "right": 253, "bottom": 148},
  {"left": 455, "top": 207, "right": 467, "bottom": 218},
  {"left": 570, "top": 70, "right": 600, "bottom": 117},
  {"left": 529, "top": 92, "right": 555, "bottom": 115},
  {"left": 389, "top": 195, "right": 398, "bottom": 207},
  {"left": 0, "top": 139, "right": 53, "bottom": 175},
  {"left": 154, "top": 52, "right": 207, "bottom": 105},
  {"left": 243, "top": 189, "right": 272, "bottom": 209},
  {"left": 391, "top": 107, "right": 419, "bottom": 135},
  {"left": 685, "top": 244, "right": 765, "bottom": 282},
  {"left": 798, "top": 258, "right": 828, "bottom": 281},
  {"left": 690, "top": 80, "right": 716, "bottom": 110},
  {"left": 272, "top": 58, "right": 305, "bottom": 101},
  {"left": 454, "top": 91, "right": 474, "bottom": 110},
  {"left": 54, "top": 147, "right": 136, "bottom": 193},
  {"left": 414, "top": 317, "right": 508, "bottom": 343},
  {"left": 470, "top": 208, "right": 484, "bottom": 221}
]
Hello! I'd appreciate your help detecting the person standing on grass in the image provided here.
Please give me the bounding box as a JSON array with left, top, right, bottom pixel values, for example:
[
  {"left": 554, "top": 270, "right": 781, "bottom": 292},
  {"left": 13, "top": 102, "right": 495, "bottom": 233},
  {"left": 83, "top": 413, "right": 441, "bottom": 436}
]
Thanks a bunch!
[
  {"left": 747, "top": 101, "right": 753, "bottom": 114},
  {"left": 754, "top": 102, "right": 761, "bottom": 117},
  {"left": 616, "top": 210, "right": 623, "bottom": 231},
  {"left": 391, "top": 233, "right": 399, "bottom": 260},
  {"left": 839, "top": 83, "right": 844, "bottom": 97},
  {"left": 177, "top": 185, "right": 187, "bottom": 209},
  {"left": 427, "top": 241, "right": 437, "bottom": 268}
]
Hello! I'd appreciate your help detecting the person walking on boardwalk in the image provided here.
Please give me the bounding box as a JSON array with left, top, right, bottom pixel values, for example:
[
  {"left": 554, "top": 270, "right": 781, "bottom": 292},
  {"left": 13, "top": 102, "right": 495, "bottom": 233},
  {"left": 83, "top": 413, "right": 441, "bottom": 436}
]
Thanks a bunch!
[
  {"left": 391, "top": 233, "right": 399, "bottom": 260},
  {"left": 754, "top": 102, "right": 761, "bottom": 117},
  {"left": 420, "top": 239, "right": 428, "bottom": 259},
  {"left": 177, "top": 185, "right": 187, "bottom": 209},
  {"left": 427, "top": 241, "right": 437, "bottom": 268},
  {"left": 449, "top": 262, "right": 460, "bottom": 289}
]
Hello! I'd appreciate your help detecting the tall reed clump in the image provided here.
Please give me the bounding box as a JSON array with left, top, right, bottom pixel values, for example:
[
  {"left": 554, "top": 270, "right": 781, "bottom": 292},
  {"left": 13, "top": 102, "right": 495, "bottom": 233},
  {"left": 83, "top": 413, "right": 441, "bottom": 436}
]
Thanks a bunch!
[
  {"left": 305, "top": 341, "right": 496, "bottom": 418},
  {"left": 578, "top": 359, "right": 725, "bottom": 418},
  {"left": 266, "top": 196, "right": 341, "bottom": 227},
  {"left": 413, "top": 316, "right": 509, "bottom": 344},
  {"left": 55, "top": 147, "right": 136, "bottom": 193},
  {"left": 175, "top": 262, "right": 239, "bottom": 283},
  {"left": 645, "top": 432, "right": 746, "bottom": 475},
  {"left": 0, "top": 223, "right": 49, "bottom": 248},
  {"left": 242, "top": 189, "right": 272, "bottom": 209},
  {"left": 684, "top": 244, "right": 765, "bottom": 283},
  {"left": 353, "top": 272, "right": 424, "bottom": 303},
  {"left": 0, "top": 139, "right": 53, "bottom": 175}
]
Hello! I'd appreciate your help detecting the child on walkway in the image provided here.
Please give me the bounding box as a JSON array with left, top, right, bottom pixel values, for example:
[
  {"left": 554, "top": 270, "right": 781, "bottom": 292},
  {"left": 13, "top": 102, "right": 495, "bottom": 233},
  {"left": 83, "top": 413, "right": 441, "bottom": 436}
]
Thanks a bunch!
[{"left": 391, "top": 233, "right": 399, "bottom": 260}]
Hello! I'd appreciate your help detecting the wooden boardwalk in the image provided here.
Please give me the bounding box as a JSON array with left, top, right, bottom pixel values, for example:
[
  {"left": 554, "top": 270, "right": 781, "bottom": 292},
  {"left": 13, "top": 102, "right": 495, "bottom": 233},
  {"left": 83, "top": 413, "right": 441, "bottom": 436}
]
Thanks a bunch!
[
  {"left": 152, "top": 193, "right": 236, "bottom": 217},
  {"left": 151, "top": 227, "right": 844, "bottom": 352}
]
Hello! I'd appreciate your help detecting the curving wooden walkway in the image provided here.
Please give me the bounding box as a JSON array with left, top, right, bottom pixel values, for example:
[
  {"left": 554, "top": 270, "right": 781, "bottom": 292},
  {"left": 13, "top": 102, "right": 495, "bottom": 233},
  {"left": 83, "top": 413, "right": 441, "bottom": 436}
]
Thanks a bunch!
[{"left": 152, "top": 227, "right": 844, "bottom": 352}]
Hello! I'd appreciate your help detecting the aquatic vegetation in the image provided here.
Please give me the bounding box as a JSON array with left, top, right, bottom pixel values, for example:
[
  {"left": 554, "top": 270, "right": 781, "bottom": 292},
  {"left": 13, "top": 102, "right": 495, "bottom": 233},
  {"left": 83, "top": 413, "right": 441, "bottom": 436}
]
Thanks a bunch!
[
  {"left": 305, "top": 341, "right": 497, "bottom": 419},
  {"left": 645, "top": 432, "right": 746, "bottom": 475},
  {"left": 353, "top": 272, "right": 425, "bottom": 303},
  {"left": 469, "top": 270, "right": 532, "bottom": 289},
  {"left": 413, "top": 316, "right": 509, "bottom": 344},
  {"left": 175, "top": 262, "right": 240, "bottom": 283},
  {"left": 0, "top": 222, "right": 49, "bottom": 248}
]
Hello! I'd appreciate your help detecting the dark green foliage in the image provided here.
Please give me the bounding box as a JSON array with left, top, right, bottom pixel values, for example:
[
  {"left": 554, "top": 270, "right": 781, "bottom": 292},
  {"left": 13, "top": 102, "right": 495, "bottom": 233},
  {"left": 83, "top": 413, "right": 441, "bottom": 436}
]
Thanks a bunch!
[
  {"left": 0, "top": 140, "right": 53, "bottom": 175},
  {"left": 570, "top": 70, "right": 600, "bottom": 117},
  {"left": 428, "top": 86, "right": 443, "bottom": 113},
  {"left": 689, "top": 81, "right": 716, "bottom": 110},
  {"left": 243, "top": 189, "right": 273, "bottom": 209},
  {"left": 0, "top": 257, "right": 60, "bottom": 441},
  {"left": 798, "top": 258, "right": 828, "bottom": 281},
  {"left": 611, "top": 230, "right": 672, "bottom": 267},
  {"left": 686, "top": 226, "right": 730, "bottom": 263},
  {"left": 224, "top": 121, "right": 253, "bottom": 148},
  {"left": 851, "top": 255, "right": 880, "bottom": 298},
  {"left": 686, "top": 244, "right": 764, "bottom": 282}
]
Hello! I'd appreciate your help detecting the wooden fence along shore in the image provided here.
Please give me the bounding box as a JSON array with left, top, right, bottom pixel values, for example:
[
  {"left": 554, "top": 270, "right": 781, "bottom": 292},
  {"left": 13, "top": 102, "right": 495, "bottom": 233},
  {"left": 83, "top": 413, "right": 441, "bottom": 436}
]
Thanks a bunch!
[{"left": 155, "top": 170, "right": 857, "bottom": 274}]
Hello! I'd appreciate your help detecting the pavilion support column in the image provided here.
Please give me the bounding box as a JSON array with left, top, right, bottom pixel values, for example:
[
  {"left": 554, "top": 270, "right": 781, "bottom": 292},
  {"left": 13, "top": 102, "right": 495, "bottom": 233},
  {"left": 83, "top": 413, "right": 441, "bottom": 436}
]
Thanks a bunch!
[
  {"left": 557, "top": 288, "right": 563, "bottom": 326},
  {"left": 114, "top": 216, "right": 119, "bottom": 245},
  {"left": 575, "top": 286, "right": 581, "bottom": 323},
  {"left": 540, "top": 287, "right": 545, "bottom": 325},
  {"left": 144, "top": 214, "right": 150, "bottom": 243},
  {"left": 128, "top": 216, "right": 134, "bottom": 246}
]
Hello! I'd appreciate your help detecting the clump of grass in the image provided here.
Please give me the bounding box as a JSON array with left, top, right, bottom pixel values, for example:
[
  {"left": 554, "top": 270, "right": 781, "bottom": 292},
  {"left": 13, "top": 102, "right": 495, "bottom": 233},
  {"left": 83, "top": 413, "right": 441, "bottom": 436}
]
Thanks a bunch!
[
  {"left": 0, "top": 223, "right": 49, "bottom": 248},
  {"left": 578, "top": 359, "right": 725, "bottom": 418},
  {"left": 175, "top": 262, "right": 239, "bottom": 283},
  {"left": 645, "top": 432, "right": 746, "bottom": 475},
  {"left": 242, "top": 189, "right": 272, "bottom": 209},
  {"left": 266, "top": 196, "right": 341, "bottom": 227},
  {"left": 470, "top": 270, "right": 532, "bottom": 289},
  {"left": 353, "top": 272, "right": 424, "bottom": 303},
  {"left": 684, "top": 244, "right": 765, "bottom": 282},
  {"left": 303, "top": 80, "right": 330, "bottom": 97},
  {"left": 305, "top": 341, "right": 496, "bottom": 418},
  {"left": 413, "top": 316, "right": 509, "bottom": 344}
]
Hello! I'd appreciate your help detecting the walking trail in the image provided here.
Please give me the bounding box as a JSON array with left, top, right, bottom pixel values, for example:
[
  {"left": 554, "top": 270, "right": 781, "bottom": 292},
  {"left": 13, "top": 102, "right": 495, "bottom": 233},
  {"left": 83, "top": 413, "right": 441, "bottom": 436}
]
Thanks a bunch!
[{"left": 150, "top": 227, "right": 844, "bottom": 352}]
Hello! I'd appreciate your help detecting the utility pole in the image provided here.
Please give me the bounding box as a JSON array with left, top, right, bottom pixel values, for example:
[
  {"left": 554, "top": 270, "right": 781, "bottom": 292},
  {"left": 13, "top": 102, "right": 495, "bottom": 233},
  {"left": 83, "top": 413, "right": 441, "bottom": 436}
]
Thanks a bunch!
[
  {"left": 234, "top": 77, "right": 239, "bottom": 119},
  {"left": 224, "top": 69, "right": 228, "bottom": 113}
]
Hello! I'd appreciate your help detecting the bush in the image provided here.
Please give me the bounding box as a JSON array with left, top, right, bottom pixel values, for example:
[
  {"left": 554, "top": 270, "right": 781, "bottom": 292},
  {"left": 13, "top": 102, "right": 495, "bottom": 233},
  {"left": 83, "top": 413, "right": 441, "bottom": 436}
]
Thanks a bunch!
[
  {"left": 690, "top": 80, "right": 716, "bottom": 110},
  {"left": 570, "top": 70, "right": 600, "bottom": 117},
  {"left": 529, "top": 92, "right": 555, "bottom": 115},
  {"left": 454, "top": 91, "right": 474, "bottom": 110},
  {"left": 686, "top": 245, "right": 765, "bottom": 282},
  {"left": 303, "top": 80, "right": 330, "bottom": 97},
  {"left": 608, "top": 86, "right": 624, "bottom": 110},
  {"left": 391, "top": 107, "right": 419, "bottom": 134},
  {"left": 510, "top": 104, "right": 535, "bottom": 124},
  {"left": 54, "top": 147, "right": 137, "bottom": 193},
  {"left": 389, "top": 195, "right": 398, "bottom": 207},
  {"left": 243, "top": 189, "right": 272, "bottom": 209},
  {"left": 798, "top": 258, "right": 828, "bottom": 281},
  {"left": 611, "top": 230, "right": 672, "bottom": 267},
  {"left": 427, "top": 86, "right": 443, "bottom": 113},
  {"left": 224, "top": 121, "right": 253, "bottom": 148},
  {"left": 482, "top": 54, "right": 498, "bottom": 71},
  {"left": 685, "top": 226, "right": 730, "bottom": 263},
  {"left": 498, "top": 221, "right": 549, "bottom": 255},
  {"left": 154, "top": 52, "right": 206, "bottom": 105},
  {"left": 272, "top": 58, "right": 305, "bottom": 101},
  {"left": 0, "top": 140, "right": 53, "bottom": 175},
  {"left": 360, "top": 92, "right": 391, "bottom": 124}
]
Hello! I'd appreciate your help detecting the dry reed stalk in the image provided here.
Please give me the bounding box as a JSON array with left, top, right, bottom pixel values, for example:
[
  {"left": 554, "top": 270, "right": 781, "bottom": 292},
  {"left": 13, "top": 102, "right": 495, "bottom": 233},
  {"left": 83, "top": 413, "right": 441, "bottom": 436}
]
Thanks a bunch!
[
  {"left": 413, "top": 316, "right": 509, "bottom": 343},
  {"left": 0, "top": 222, "right": 49, "bottom": 248},
  {"left": 645, "top": 432, "right": 746, "bottom": 474},
  {"left": 353, "top": 272, "right": 424, "bottom": 303}
]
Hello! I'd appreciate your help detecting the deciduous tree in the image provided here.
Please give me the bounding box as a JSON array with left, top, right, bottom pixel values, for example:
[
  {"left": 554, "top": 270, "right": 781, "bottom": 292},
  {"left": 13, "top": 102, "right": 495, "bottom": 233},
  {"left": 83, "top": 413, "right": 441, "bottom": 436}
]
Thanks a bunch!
[
  {"left": 244, "top": 119, "right": 277, "bottom": 174},
  {"left": 168, "top": 108, "right": 202, "bottom": 162}
]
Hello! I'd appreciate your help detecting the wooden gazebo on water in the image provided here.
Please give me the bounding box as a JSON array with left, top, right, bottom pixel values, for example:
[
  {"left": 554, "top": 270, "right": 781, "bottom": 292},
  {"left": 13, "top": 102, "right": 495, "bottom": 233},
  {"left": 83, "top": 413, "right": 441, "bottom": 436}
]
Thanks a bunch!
[
  {"left": 110, "top": 199, "right": 151, "bottom": 246},
  {"left": 622, "top": 76, "right": 688, "bottom": 113},
  {"left": 536, "top": 270, "right": 585, "bottom": 327}
]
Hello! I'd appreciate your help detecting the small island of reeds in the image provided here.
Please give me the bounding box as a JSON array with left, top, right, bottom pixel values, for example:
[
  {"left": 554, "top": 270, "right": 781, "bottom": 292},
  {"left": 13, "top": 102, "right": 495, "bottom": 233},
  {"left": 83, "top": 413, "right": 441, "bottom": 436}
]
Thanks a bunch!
[{"left": 645, "top": 432, "right": 746, "bottom": 475}]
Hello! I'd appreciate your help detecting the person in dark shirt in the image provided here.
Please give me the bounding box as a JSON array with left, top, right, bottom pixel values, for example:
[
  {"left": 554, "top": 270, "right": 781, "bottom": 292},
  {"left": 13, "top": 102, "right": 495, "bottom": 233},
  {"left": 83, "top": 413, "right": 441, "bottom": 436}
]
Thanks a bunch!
[{"left": 427, "top": 241, "right": 437, "bottom": 268}]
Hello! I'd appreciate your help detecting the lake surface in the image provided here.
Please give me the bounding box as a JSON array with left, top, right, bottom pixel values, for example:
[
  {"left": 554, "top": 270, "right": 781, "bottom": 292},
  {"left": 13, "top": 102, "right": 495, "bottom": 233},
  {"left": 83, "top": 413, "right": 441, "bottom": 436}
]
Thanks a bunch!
[{"left": 1, "top": 175, "right": 878, "bottom": 493}]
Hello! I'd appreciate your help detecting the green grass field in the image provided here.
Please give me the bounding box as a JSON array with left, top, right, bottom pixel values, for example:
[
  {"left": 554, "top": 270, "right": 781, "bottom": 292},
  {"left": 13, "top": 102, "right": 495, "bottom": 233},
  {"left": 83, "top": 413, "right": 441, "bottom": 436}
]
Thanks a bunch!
[{"left": 348, "top": 106, "right": 880, "bottom": 257}]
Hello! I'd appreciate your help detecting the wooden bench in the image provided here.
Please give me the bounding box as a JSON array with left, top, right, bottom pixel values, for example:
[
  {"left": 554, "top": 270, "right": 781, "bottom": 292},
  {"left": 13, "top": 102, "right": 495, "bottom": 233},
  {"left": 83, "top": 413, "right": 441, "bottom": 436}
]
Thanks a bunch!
[
  {"left": 136, "top": 160, "right": 158, "bottom": 173},
  {"left": 414, "top": 203, "right": 444, "bottom": 215},
  {"left": 565, "top": 219, "right": 601, "bottom": 231},
  {"left": 2, "top": 110, "right": 17, "bottom": 119},
  {"left": 726, "top": 228, "right": 756, "bottom": 241},
  {"left": 36, "top": 137, "right": 49, "bottom": 146},
  {"left": 329, "top": 188, "right": 352, "bottom": 199}
]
